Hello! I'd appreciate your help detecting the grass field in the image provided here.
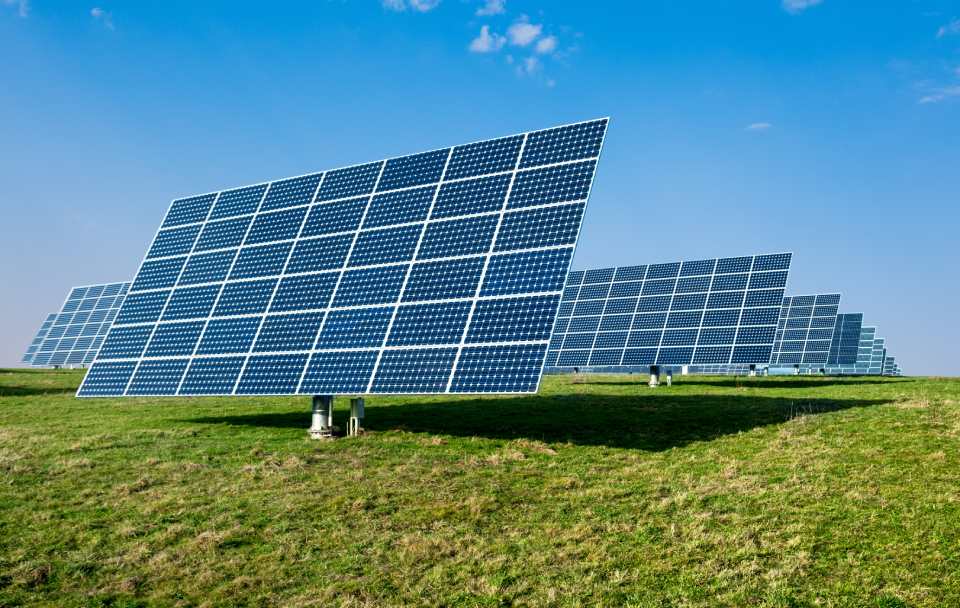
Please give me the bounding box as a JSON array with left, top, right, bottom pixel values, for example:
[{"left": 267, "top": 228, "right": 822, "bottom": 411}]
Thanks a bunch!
[{"left": 1, "top": 369, "right": 958, "bottom": 607}]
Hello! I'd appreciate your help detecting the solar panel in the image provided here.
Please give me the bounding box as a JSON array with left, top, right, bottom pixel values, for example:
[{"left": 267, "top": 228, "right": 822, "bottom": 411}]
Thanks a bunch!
[
  {"left": 825, "top": 325, "right": 876, "bottom": 375},
  {"left": 827, "top": 312, "right": 863, "bottom": 366},
  {"left": 78, "top": 119, "right": 609, "bottom": 397},
  {"left": 21, "top": 313, "right": 57, "bottom": 364},
  {"left": 544, "top": 252, "right": 793, "bottom": 370},
  {"left": 29, "top": 283, "right": 131, "bottom": 367},
  {"left": 882, "top": 355, "right": 897, "bottom": 376},
  {"left": 769, "top": 294, "right": 840, "bottom": 367},
  {"left": 688, "top": 364, "right": 753, "bottom": 375},
  {"left": 869, "top": 337, "right": 886, "bottom": 375}
]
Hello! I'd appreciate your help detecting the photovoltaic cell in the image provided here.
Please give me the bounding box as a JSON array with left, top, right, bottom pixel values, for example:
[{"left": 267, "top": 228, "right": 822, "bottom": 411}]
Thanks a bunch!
[
  {"left": 79, "top": 118, "right": 609, "bottom": 396},
  {"left": 544, "top": 253, "right": 792, "bottom": 369},
  {"left": 27, "top": 283, "right": 130, "bottom": 367}
]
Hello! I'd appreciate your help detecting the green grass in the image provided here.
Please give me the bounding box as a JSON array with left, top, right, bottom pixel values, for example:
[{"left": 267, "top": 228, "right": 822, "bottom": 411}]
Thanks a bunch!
[{"left": 1, "top": 369, "right": 959, "bottom": 607}]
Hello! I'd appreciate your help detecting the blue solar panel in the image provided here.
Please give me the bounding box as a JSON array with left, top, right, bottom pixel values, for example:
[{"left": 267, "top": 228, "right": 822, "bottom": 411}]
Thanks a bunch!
[
  {"left": 79, "top": 119, "right": 609, "bottom": 396},
  {"left": 546, "top": 253, "right": 792, "bottom": 369},
  {"left": 770, "top": 294, "right": 841, "bottom": 366},
  {"left": 21, "top": 313, "right": 56, "bottom": 364},
  {"left": 27, "top": 283, "right": 130, "bottom": 367}
]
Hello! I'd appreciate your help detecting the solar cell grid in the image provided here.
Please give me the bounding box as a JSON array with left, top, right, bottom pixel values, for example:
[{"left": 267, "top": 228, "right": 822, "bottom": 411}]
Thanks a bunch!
[
  {"left": 28, "top": 283, "right": 130, "bottom": 367},
  {"left": 21, "top": 313, "right": 57, "bottom": 364},
  {"left": 770, "top": 294, "right": 841, "bottom": 366},
  {"left": 79, "top": 118, "right": 609, "bottom": 396},
  {"left": 544, "top": 253, "right": 792, "bottom": 369}
]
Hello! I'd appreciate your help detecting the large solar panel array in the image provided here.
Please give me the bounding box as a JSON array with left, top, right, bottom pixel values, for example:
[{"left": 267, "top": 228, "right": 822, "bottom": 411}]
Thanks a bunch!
[
  {"left": 827, "top": 312, "right": 863, "bottom": 366},
  {"left": 544, "top": 253, "right": 793, "bottom": 369},
  {"left": 21, "top": 313, "right": 57, "bottom": 364},
  {"left": 78, "top": 119, "right": 609, "bottom": 397},
  {"left": 769, "top": 294, "right": 840, "bottom": 367},
  {"left": 30, "top": 283, "right": 130, "bottom": 367}
]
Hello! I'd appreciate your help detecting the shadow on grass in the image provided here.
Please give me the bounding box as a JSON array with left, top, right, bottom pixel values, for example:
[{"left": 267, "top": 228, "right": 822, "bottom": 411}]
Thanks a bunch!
[
  {"left": 183, "top": 393, "right": 890, "bottom": 451},
  {"left": 0, "top": 385, "right": 78, "bottom": 396}
]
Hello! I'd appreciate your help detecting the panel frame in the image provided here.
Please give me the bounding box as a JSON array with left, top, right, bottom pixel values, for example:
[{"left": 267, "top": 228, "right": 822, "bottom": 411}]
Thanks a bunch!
[{"left": 78, "top": 118, "right": 610, "bottom": 397}]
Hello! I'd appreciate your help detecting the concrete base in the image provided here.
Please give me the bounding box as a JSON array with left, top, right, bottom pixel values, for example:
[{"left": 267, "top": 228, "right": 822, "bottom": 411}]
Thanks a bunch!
[{"left": 648, "top": 365, "right": 660, "bottom": 388}]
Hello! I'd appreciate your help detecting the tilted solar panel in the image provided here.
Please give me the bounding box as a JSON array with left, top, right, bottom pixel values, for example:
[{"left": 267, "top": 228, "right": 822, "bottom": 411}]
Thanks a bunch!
[
  {"left": 869, "top": 337, "right": 886, "bottom": 375},
  {"left": 78, "top": 119, "right": 609, "bottom": 397},
  {"left": 29, "top": 283, "right": 130, "bottom": 367},
  {"left": 544, "top": 253, "right": 793, "bottom": 369},
  {"left": 21, "top": 313, "right": 57, "bottom": 364},
  {"left": 827, "top": 312, "right": 863, "bottom": 366},
  {"left": 770, "top": 294, "right": 841, "bottom": 367},
  {"left": 825, "top": 325, "right": 876, "bottom": 375}
]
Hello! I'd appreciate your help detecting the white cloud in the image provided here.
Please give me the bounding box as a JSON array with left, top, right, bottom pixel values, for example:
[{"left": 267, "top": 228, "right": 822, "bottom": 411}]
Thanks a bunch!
[
  {"left": 383, "top": 0, "right": 440, "bottom": 12},
  {"left": 475, "top": 0, "right": 505, "bottom": 17},
  {"left": 515, "top": 56, "right": 540, "bottom": 77},
  {"left": 746, "top": 122, "right": 773, "bottom": 131},
  {"left": 535, "top": 35, "right": 557, "bottom": 54},
  {"left": 91, "top": 7, "right": 114, "bottom": 29},
  {"left": 937, "top": 18, "right": 960, "bottom": 38},
  {"left": 2, "top": 0, "right": 29, "bottom": 18},
  {"left": 507, "top": 17, "right": 542, "bottom": 47},
  {"left": 782, "top": 0, "right": 822, "bottom": 14},
  {"left": 919, "top": 86, "right": 960, "bottom": 104},
  {"left": 469, "top": 25, "right": 505, "bottom": 53}
]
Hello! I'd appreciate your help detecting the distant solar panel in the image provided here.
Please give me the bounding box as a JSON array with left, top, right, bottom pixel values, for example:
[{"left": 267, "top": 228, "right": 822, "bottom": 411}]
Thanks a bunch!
[
  {"left": 825, "top": 325, "right": 876, "bottom": 375},
  {"left": 21, "top": 313, "right": 57, "bottom": 364},
  {"left": 827, "top": 312, "right": 863, "bottom": 366},
  {"left": 869, "top": 337, "right": 886, "bottom": 375},
  {"left": 770, "top": 294, "right": 840, "bottom": 367},
  {"left": 688, "top": 364, "right": 753, "bottom": 375},
  {"left": 544, "top": 253, "right": 793, "bottom": 369},
  {"left": 30, "top": 283, "right": 130, "bottom": 367},
  {"left": 78, "top": 119, "right": 609, "bottom": 397},
  {"left": 882, "top": 355, "right": 897, "bottom": 376}
]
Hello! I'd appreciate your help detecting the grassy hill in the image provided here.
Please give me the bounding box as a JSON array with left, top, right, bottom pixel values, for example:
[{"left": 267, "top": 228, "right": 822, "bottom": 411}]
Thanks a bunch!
[{"left": 1, "top": 369, "right": 958, "bottom": 607}]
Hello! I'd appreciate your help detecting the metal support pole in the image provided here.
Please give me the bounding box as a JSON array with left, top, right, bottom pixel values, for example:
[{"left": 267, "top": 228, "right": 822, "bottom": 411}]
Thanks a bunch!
[
  {"left": 348, "top": 398, "right": 364, "bottom": 437},
  {"left": 309, "top": 395, "right": 335, "bottom": 439},
  {"left": 649, "top": 365, "right": 660, "bottom": 388},
  {"left": 665, "top": 369, "right": 672, "bottom": 386}
]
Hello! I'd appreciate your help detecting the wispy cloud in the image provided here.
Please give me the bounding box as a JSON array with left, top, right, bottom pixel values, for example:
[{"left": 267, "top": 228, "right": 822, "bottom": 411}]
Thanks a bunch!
[
  {"left": 937, "top": 18, "right": 960, "bottom": 38},
  {"left": 782, "top": 0, "right": 822, "bottom": 14},
  {"left": 91, "top": 7, "right": 114, "bottom": 30},
  {"left": 475, "top": 0, "right": 504, "bottom": 17},
  {"left": 535, "top": 35, "right": 557, "bottom": 54},
  {"left": 919, "top": 86, "right": 960, "bottom": 104},
  {"left": 516, "top": 56, "right": 540, "bottom": 77},
  {"left": 507, "top": 17, "right": 542, "bottom": 47},
  {"left": 746, "top": 122, "right": 773, "bottom": 131},
  {"left": 382, "top": 0, "right": 441, "bottom": 12},
  {"left": 469, "top": 25, "right": 505, "bottom": 53},
  {"left": 2, "top": 0, "right": 29, "bottom": 18},
  {"left": 467, "top": 9, "right": 565, "bottom": 84}
]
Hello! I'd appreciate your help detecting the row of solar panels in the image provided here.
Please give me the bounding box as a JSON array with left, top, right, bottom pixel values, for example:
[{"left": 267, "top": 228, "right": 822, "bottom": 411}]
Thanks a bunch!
[
  {"left": 18, "top": 118, "right": 902, "bottom": 398},
  {"left": 21, "top": 268, "right": 903, "bottom": 379}
]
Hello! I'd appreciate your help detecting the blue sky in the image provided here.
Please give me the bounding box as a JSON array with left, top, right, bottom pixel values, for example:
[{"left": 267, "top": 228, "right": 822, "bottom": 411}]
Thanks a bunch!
[{"left": 1, "top": 0, "right": 958, "bottom": 374}]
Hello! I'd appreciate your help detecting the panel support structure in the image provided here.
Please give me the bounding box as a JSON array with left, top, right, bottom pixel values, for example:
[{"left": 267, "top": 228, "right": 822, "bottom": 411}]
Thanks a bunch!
[
  {"left": 309, "top": 395, "right": 335, "bottom": 439},
  {"left": 348, "top": 398, "right": 364, "bottom": 437},
  {"left": 649, "top": 365, "right": 660, "bottom": 388}
]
